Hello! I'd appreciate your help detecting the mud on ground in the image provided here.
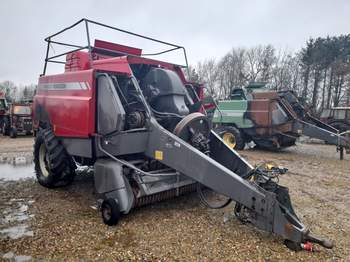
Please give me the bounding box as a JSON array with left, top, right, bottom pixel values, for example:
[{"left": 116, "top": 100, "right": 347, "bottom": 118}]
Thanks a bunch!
[{"left": 0, "top": 136, "right": 349, "bottom": 261}]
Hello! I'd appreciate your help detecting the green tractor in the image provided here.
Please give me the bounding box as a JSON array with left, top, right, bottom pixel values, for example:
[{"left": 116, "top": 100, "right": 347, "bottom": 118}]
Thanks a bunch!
[{"left": 212, "top": 83, "right": 350, "bottom": 154}]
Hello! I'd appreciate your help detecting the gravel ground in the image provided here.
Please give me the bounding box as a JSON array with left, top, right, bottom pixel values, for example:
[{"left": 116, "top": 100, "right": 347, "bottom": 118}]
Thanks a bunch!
[
  {"left": 0, "top": 136, "right": 349, "bottom": 261},
  {"left": 0, "top": 137, "right": 33, "bottom": 154}
]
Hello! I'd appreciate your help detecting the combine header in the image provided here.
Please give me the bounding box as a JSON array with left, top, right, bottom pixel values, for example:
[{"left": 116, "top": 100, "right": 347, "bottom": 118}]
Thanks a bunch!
[
  {"left": 212, "top": 82, "right": 350, "bottom": 159},
  {"left": 33, "top": 19, "right": 333, "bottom": 251}
]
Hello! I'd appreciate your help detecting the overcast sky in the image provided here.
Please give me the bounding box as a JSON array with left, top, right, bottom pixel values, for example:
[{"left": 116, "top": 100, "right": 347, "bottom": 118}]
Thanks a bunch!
[{"left": 1, "top": 0, "right": 349, "bottom": 85}]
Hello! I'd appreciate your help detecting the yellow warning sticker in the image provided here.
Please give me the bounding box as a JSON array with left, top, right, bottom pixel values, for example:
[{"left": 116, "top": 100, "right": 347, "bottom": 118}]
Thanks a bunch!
[{"left": 155, "top": 150, "right": 163, "bottom": 160}]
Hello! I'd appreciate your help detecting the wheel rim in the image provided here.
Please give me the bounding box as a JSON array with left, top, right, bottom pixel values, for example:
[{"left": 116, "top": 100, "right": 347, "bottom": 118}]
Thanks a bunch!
[
  {"left": 103, "top": 205, "right": 112, "bottom": 221},
  {"left": 222, "top": 132, "right": 236, "bottom": 149},
  {"left": 39, "top": 143, "right": 50, "bottom": 177}
]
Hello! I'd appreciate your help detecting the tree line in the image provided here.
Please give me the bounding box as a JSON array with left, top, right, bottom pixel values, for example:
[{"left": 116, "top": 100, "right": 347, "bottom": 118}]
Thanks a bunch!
[
  {"left": 1, "top": 34, "right": 349, "bottom": 113},
  {"left": 187, "top": 34, "right": 350, "bottom": 113},
  {"left": 0, "top": 81, "right": 36, "bottom": 102}
]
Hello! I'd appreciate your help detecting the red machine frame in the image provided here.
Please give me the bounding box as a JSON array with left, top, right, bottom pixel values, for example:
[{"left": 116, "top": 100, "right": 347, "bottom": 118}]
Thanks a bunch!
[{"left": 35, "top": 18, "right": 204, "bottom": 138}]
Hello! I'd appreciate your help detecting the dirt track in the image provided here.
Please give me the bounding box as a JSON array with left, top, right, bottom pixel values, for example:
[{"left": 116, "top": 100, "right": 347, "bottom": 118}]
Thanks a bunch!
[
  {"left": 0, "top": 136, "right": 33, "bottom": 154},
  {"left": 0, "top": 136, "right": 349, "bottom": 261}
]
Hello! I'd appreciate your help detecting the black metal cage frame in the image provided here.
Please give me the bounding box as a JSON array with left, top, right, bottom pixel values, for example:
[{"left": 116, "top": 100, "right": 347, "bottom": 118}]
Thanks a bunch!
[{"left": 42, "top": 18, "right": 189, "bottom": 75}]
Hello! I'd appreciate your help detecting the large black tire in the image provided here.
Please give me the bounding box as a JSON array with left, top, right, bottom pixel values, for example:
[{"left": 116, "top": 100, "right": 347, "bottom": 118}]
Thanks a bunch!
[
  {"left": 1, "top": 118, "right": 10, "bottom": 136},
  {"left": 9, "top": 127, "right": 17, "bottom": 138},
  {"left": 215, "top": 126, "right": 245, "bottom": 150},
  {"left": 34, "top": 128, "right": 76, "bottom": 188},
  {"left": 101, "top": 198, "right": 121, "bottom": 226}
]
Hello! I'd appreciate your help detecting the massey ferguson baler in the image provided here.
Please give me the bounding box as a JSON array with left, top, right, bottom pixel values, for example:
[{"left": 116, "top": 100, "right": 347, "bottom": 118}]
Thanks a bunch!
[{"left": 33, "top": 19, "right": 333, "bottom": 251}]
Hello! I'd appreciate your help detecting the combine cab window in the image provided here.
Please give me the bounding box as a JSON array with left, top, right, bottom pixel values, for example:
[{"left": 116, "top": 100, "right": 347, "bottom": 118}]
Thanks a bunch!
[
  {"left": 334, "top": 109, "right": 346, "bottom": 120},
  {"left": 13, "top": 106, "right": 32, "bottom": 115},
  {"left": 230, "top": 89, "right": 246, "bottom": 100}
]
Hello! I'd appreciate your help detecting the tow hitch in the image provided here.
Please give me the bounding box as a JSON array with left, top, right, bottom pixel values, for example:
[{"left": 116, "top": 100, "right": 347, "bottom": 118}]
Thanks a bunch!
[{"left": 234, "top": 163, "right": 334, "bottom": 251}]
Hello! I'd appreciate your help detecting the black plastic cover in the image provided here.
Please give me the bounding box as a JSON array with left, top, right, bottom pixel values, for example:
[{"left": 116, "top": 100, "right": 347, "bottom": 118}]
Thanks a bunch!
[{"left": 142, "top": 68, "right": 189, "bottom": 116}]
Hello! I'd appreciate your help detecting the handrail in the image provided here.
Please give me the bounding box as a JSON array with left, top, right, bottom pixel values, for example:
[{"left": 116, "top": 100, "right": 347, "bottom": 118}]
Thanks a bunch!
[{"left": 42, "top": 18, "right": 189, "bottom": 75}]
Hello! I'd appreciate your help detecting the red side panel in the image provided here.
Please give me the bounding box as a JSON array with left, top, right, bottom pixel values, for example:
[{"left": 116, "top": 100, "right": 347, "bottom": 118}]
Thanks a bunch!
[
  {"left": 92, "top": 56, "right": 132, "bottom": 75},
  {"left": 249, "top": 99, "right": 272, "bottom": 128},
  {"left": 94, "top": 39, "right": 142, "bottom": 56},
  {"left": 35, "top": 70, "right": 95, "bottom": 138},
  {"left": 65, "top": 51, "right": 90, "bottom": 72}
]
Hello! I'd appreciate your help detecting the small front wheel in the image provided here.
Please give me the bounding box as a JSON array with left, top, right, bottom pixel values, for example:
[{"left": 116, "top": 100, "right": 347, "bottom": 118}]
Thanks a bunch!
[
  {"left": 284, "top": 239, "right": 302, "bottom": 251},
  {"left": 101, "top": 198, "right": 121, "bottom": 226},
  {"left": 9, "top": 127, "right": 17, "bottom": 138},
  {"left": 2, "top": 118, "right": 10, "bottom": 136}
]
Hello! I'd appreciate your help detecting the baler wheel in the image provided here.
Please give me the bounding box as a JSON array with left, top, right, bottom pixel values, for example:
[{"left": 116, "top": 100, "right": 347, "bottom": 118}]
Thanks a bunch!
[
  {"left": 173, "top": 112, "right": 210, "bottom": 141},
  {"left": 34, "top": 128, "right": 76, "bottom": 188},
  {"left": 101, "top": 198, "right": 121, "bottom": 226},
  {"left": 216, "top": 126, "right": 245, "bottom": 150}
]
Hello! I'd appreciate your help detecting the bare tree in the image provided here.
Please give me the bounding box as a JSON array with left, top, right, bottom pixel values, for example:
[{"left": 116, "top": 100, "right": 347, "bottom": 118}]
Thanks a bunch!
[
  {"left": 196, "top": 59, "right": 219, "bottom": 98},
  {"left": 0, "top": 80, "right": 17, "bottom": 102},
  {"left": 246, "top": 45, "right": 275, "bottom": 82},
  {"left": 217, "top": 48, "right": 248, "bottom": 98}
]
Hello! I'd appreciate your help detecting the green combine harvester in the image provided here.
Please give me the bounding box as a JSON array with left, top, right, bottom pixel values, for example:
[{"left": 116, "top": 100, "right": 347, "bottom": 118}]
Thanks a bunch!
[{"left": 212, "top": 83, "right": 350, "bottom": 157}]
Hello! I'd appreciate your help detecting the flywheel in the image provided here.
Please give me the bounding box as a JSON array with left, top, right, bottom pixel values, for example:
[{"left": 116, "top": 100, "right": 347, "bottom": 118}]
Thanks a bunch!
[{"left": 173, "top": 112, "right": 232, "bottom": 209}]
